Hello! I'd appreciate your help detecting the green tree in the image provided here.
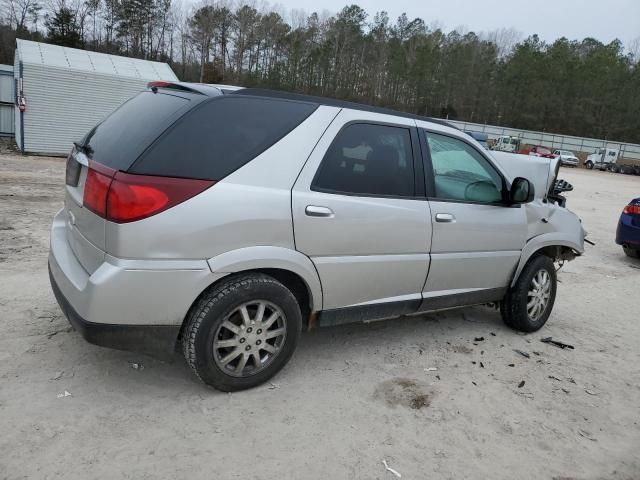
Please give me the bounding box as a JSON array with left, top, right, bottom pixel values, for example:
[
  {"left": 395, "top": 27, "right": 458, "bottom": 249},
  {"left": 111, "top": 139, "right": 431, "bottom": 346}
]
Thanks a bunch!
[{"left": 46, "top": 6, "right": 82, "bottom": 48}]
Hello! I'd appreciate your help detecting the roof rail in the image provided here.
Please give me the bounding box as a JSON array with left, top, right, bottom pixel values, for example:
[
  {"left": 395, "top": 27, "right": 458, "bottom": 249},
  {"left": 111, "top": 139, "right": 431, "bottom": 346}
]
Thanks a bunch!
[{"left": 147, "top": 81, "right": 222, "bottom": 96}]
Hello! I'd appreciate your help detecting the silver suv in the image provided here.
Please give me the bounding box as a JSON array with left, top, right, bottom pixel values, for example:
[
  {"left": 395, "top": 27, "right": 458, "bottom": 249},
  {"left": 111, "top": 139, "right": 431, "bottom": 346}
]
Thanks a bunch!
[{"left": 49, "top": 83, "right": 585, "bottom": 391}]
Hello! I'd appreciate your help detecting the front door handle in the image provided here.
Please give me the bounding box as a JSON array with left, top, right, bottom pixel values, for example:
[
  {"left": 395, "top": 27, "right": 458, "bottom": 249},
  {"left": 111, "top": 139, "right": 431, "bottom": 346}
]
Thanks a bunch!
[
  {"left": 305, "top": 205, "right": 334, "bottom": 218},
  {"left": 435, "top": 213, "right": 456, "bottom": 223}
]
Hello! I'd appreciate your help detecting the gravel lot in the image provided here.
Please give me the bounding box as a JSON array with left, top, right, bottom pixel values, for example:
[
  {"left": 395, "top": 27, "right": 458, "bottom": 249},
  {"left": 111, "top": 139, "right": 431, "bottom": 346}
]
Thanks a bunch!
[{"left": 1, "top": 152, "right": 639, "bottom": 479}]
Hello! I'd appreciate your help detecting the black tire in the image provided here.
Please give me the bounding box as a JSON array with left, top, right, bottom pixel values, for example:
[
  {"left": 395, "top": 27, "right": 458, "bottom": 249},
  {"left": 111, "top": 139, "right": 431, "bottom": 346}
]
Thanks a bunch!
[
  {"left": 585, "top": 161, "right": 593, "bottom": 170},
  {"left": 182, "top": 273, "right": 302, "bottom": 391},
  {"left": 623, "top": 246, "right": 640, "bottom": 259},
  {"left": 501, "top": 255, "right": 557, "bottom": 332}
]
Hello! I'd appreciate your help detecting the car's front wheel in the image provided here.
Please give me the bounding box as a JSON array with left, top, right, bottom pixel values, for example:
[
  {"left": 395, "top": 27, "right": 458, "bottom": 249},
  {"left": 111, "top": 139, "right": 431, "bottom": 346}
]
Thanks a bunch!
[
  {"left": 182, "top": 273, "right": 302, "bottom": 391},
  {"left": 501, "top": 255, "right": 557, "bottom": 332}
]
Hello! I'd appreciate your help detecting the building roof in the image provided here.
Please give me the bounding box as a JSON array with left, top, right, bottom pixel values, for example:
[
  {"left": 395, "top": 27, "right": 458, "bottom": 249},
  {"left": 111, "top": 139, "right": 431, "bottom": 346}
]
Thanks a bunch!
[{"left": 16, "top": 39, "right": 177, "bottom": 81}]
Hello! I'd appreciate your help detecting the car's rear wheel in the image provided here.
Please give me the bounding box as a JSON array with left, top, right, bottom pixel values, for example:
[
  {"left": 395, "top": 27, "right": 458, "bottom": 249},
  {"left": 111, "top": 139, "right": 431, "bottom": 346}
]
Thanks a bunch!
[
  {"left": 623, "top": 246, "right": 640, "bottom": 259},
  {"left": 182, "top": 273, "right": 302, "bottom": 391},
  {"left": 501, "top": 255, "right": 557, "bottom": 332}
]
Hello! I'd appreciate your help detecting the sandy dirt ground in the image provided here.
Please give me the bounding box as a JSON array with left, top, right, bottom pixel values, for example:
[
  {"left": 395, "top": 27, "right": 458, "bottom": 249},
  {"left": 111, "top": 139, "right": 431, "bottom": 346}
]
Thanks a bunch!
[{"left": 0, "top": 152, "right": 639, "bottom": 480}]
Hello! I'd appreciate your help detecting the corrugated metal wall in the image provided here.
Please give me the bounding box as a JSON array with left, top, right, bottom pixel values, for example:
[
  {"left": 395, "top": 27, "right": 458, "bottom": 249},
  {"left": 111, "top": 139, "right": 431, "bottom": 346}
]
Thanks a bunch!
[
  {"left": 21, "top": 64, "right": 152, "bottom": 155},
  {"left": 449, "top": 119, "right": 640, "bottom": 162},
  {"left": 0, "top": 64, "right": 14, "bottom": 136}
]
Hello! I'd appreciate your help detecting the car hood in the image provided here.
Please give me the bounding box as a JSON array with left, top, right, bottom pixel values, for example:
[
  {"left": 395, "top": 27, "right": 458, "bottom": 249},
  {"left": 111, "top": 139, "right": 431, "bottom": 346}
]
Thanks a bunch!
[{"left": 490, "top": 151, "right": 560, "bottom": 200}]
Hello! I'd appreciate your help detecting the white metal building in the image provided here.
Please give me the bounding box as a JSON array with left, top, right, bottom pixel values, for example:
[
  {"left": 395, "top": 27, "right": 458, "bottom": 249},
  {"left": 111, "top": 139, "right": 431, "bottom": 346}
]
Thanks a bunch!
[
  {"left": 0, "top": 64, "right": 14, "bottom": 136},
  {"left": 14, "top": 39, "right": 178, "bottom": 155}
]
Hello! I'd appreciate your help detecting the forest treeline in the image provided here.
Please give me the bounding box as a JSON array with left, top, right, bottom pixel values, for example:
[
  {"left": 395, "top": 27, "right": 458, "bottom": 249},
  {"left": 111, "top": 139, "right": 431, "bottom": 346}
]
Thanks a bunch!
[{"left": 2, "top": 0, "right": 640, "bottom": 143}]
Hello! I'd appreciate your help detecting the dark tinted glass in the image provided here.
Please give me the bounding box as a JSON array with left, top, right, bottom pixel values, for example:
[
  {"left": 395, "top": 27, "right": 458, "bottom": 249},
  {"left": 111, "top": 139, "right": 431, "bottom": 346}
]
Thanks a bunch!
[
  {"left": 131, "top": 97, "right": 317, "bottom": 180},
  {"left": 81, "top": 92, "right": 191, "bottom": 170},
  {"left": 313, "top": 123, "right": 415, "bottom": 197}
]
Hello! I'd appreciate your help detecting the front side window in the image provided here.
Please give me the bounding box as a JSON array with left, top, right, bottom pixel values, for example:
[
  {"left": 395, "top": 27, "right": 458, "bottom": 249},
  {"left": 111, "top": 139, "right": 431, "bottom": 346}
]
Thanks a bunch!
[
  {"left": 313, "top": 123, "right": 415, "bottom": 197},
  {"left": 426, "top": 132, "right": 503, "bottom": 203}
]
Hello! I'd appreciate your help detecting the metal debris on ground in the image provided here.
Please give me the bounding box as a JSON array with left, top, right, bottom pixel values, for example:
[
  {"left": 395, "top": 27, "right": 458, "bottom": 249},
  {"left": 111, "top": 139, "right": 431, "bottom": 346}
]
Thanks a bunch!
[
  {"left": 490, "top": 332, "right": 496, "bottom": 336},
  {"left": 578, "top": 429, "right": 597, "bottom": 441},
  {"left": 268, "top": 383, "right": 279, "bottom": 390},
  {"left": 548, "top": 375, "right": 562, "bottom": 381},
  {"left": 474, "top": 337, "right": 485, "bottom": 342},
  {"left": 382, "top": 459, "right": 402, "bottom": 478},
  {"left": 585, "top": 389, "right": 598, "bottom": 396},
  {"left": 129, "top": 362, "right": 144, "bottom": 370},
  {"left": 518, "top": 381, "right": 525, "bottom": 388},
  {"left": 561, "top": 388, "right": 570, "bottom": 394},
  {"left": 540, "top": 337, "right": 575, "bottom": 350},
  {"left": 513, "top": 349, "right": 531, "bottom": 358},
  {"left": 424, "top": 367, "right": 438, "bottom": 372},
  {"left": 56, "top": 390, "right": 71, "bottom": 398}
]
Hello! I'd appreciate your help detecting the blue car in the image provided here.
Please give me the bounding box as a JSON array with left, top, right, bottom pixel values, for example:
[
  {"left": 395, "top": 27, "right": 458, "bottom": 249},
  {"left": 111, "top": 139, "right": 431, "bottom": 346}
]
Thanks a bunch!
[{"left": 616, "top": 198, "right": 640, "bottom": 258}]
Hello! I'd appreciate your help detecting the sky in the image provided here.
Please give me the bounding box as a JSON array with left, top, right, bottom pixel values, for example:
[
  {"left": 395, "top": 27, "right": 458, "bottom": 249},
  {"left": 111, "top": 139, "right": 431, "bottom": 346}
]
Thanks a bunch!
[{"left": 271, "top": 0, "right": 640, "bottom": 48}]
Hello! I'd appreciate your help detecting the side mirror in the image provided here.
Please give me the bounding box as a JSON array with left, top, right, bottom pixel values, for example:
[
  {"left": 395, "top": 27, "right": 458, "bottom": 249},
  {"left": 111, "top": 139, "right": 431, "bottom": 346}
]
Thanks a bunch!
[{"left": 510, "top": 177, "right": 535, "bottom": 204}]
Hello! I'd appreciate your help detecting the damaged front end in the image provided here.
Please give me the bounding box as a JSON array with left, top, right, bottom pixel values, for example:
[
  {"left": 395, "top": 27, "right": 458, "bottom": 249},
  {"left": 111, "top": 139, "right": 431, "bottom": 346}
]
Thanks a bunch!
[{"left": 491, "top": 152, "right": 587, "bottom": 271}]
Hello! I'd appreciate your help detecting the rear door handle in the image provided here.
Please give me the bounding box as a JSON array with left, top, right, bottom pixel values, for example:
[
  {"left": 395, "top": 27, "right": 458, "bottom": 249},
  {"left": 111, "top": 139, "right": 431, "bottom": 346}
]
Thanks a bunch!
[
  {"left": 435, "top": 213, "right": 456, "bottom": 223},
  {"left": 305, "top": 205, "right": 334, "bottom": 218}
]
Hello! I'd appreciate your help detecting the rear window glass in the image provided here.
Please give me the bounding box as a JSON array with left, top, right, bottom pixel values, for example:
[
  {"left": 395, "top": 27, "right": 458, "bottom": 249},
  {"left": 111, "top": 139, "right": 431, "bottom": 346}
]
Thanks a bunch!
[
  {"left": 81, "top": 92, "right": 191, "bottom": 171},
  {"left": 130, "top": 96, "right": 318, "bottom": 180}
]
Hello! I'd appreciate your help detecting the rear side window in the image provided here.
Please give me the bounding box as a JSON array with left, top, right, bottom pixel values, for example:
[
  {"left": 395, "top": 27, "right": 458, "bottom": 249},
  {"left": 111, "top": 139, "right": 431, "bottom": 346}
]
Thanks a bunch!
[
  {"left": 312, "top": 123, "right": 415, "bottom": 197},
  {"left": 81, "top": 92, "right": 191, "bottom": 171},
  {"left": 131, "top": 97, "right": 317, "bottom": 180}
]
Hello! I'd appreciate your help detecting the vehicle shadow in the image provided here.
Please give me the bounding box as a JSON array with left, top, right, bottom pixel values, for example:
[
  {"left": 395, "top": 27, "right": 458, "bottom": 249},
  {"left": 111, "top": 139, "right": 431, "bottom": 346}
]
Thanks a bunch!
[{"left": 61, "top": 304, "right": 510, "bottom": 397}]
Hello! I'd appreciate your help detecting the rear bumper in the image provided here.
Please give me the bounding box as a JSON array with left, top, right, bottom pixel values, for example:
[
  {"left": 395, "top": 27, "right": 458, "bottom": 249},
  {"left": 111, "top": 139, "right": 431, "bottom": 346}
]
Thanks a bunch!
[
  {"left": 616, "top": 214, "right": 640, "bottom": 246},
  {"left": 48, "top": 208, "right": 226, "bottom": 357},
  {"left": 49, "top": 266, "right": 180, "bottom": 358}
]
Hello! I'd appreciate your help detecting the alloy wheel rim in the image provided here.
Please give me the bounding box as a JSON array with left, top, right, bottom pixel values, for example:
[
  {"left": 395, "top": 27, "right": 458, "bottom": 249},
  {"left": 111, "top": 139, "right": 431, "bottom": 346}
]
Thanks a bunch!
[
  {"left": 527, "top": 269, "right": 551, "bottom": 321},
  {"left": 213, "top": 300, "right": 287, "bottom": 378}
]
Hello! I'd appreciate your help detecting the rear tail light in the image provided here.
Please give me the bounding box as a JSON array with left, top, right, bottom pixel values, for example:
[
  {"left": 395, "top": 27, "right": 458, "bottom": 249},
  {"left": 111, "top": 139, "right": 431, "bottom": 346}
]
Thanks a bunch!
[
  {"left": 82, "top": 161, "right": 214, "bottom": 223},
  {"left": 83, "top": 162, "right": 115, "bottom": 217},
  {"left": 65, "top": 147, "right": 81, "bottom": 186},
  {"left": 623, "top": 204, "right": 640, "bottom": 215}
]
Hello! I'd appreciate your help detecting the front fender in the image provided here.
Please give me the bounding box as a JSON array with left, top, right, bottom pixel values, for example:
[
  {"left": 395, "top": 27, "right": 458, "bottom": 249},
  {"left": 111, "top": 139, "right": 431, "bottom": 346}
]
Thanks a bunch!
[
  {"left": 511, "top": 233, "right": 584, "bottom": 287},
  {"left": 207, "top": 246, "right": 323, "bottom": 311}
]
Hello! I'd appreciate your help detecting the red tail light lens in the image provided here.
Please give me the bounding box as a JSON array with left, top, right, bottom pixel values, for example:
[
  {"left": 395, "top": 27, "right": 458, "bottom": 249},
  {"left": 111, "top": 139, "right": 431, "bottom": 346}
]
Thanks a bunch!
[
  {"left": 623, "top": 204, "right": 640, "bottom": 215},
  {"left": 107, "top": 172, "right": 214, "bottom": 223},
  {"left": 83, "top": 162, "right": 115, "bottom": 217},
  {"left": 83, "top": 162, "right": 214, "bottom": 223}
]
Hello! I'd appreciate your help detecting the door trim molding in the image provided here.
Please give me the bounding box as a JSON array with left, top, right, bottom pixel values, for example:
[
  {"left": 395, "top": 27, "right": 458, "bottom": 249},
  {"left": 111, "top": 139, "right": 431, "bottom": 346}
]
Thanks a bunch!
[
  {"left": 318, "top": 288, "right": 507, "bottom": 327},
  {"left": 417, "top": 287, "right": 506, "bottom": 313}
]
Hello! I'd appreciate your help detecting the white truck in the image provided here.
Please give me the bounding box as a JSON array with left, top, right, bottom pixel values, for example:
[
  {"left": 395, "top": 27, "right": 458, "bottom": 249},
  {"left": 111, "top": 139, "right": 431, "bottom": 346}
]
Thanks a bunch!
[
  {"left": 584, "top": 148, "right": 619, "bottom": 171},
  {"left": 492, "top": 135, "right": 520, "bottom": 153}
]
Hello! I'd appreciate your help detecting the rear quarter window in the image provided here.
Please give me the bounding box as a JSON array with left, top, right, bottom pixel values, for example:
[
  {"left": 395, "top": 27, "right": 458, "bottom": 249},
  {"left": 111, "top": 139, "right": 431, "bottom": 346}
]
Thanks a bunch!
[{"left": 130, "top": 96, "right": 318, "bottom": 180}]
